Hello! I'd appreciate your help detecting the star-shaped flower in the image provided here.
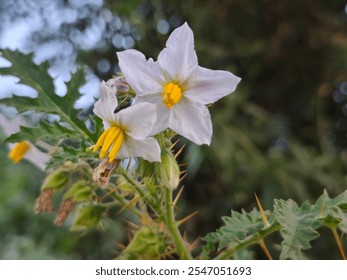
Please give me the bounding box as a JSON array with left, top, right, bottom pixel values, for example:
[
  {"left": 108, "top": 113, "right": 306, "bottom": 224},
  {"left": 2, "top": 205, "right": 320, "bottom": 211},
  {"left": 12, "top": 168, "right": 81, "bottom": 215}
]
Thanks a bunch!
[
  {"left": 92, "top": 81, "right": 161, "bottom": 162},
  {"left": 117, "top": 22, "right": 241, "bottom": 145}
]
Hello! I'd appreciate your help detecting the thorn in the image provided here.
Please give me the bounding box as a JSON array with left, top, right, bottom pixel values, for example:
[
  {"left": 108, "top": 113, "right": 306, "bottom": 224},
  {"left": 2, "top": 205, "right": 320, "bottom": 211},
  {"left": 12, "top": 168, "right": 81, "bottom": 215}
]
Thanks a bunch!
[
  {"left": 174, "top": 144, "right": 186, "bottom": 159},
  {"left": 171, "top": 139, "right": 180, "bottom": 149},
  {"left": 255, "top": 193, "right": 269, "bottom": 226},
  {"left": 189, "top": 237, "right": 200, "bottom": 252},
  {"left": 173, "top": 185, "right": 185, "bottom": 206},
  {"left": 116, "top": 196, "right": 140, "bottom": 215},
  {"left": 179, "top": 173, "right": 188, "bottom": 183},
  {"left": 177, "top": 210, "right": 199, "bottom": 226},
  {"left": 179, "top": 162, "right": 189, "bottom": 167},
  {"left": 116, "top": 242, "right": 127, "bottom": 250}
]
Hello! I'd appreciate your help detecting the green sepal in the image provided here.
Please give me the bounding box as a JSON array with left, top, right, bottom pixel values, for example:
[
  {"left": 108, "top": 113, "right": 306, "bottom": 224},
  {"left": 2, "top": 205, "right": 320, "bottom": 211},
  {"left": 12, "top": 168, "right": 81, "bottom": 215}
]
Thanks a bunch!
[
  {"left": 71, "top": 204, "right": 106, "bottom": 231},
  {"left": 117, "top": 225, "right": 168, "bottom": 260},
  {"left": 63, "top": 181, "right": 93, "bottom": 202}
]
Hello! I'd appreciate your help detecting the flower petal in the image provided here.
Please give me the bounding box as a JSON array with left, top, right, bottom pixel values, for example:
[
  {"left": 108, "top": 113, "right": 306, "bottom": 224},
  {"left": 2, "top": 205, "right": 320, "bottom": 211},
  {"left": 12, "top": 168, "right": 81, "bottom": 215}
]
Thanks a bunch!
[
  {"left": 116, "top": 103, "right": 157, "bottom": 139},
  {"left": 158, "top": 22, "right": 198, "bottom": 81},
  {"left": 151, "top": 102, "right": 170, "bottom": 135},
  {"left": 117, "top": 49, "right": 164, "bottom": 96},
  {"left": 117, "top": 137, "right": 161, "bottom": 162},
  {"left": 169, "top": 98, "right": 212, "bottom": 145},
  {"left": 184, "top": 66, "right": 241, "bottom": 104},
  {"left": 93, "top": 81, "right": 118, "bottom": 128}
]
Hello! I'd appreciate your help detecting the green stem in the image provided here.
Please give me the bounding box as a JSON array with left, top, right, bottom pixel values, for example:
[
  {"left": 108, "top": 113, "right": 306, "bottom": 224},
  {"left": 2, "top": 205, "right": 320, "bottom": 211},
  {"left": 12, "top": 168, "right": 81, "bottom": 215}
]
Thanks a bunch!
[
  {"left": 164, "top": 188, "right": 192, "bottom": 260},
  {"left": 215, "top": 223, "right": 281, "bottom": 260},
  {"left": 121, "top": 170, "right": 162, "bottom": 217}
]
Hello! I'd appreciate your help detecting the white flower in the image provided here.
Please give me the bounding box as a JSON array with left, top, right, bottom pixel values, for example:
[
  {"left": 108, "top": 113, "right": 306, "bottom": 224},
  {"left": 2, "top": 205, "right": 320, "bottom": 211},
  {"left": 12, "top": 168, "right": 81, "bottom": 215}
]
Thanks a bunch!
[
  {"left": 117, "top": 22, "right": 241, "bottom": 145},
  {"left": 0, "top": 114, "right": 51, "bottom": 170},
  {"left": 92, "top": 82, "right": 161, "bottom": 162}
]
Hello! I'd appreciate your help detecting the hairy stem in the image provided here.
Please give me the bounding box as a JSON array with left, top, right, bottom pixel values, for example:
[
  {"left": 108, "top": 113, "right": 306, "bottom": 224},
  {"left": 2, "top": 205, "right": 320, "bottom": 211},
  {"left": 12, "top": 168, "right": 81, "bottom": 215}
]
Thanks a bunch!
[
  {"left": 215, "top": 223, "right": 281, "bottom": 260},
  {"left": 165, "top": 188, "right": 192, "bottom": 260}
]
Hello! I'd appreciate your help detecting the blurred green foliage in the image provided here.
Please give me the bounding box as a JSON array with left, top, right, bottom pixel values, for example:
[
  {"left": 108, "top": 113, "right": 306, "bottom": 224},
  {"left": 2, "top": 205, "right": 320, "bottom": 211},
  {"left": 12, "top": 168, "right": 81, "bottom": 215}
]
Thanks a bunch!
[{"left": 1, "top": 0, "right": 347, "bottom": 259}]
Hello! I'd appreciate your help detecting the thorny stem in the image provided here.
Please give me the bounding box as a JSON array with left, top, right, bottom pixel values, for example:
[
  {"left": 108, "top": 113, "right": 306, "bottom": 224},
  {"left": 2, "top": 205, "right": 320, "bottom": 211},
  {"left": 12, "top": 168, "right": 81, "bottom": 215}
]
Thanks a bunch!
[
  {"left": 331, "top": 227, "right": 346, "bottom": 260},
  {"left": 215, "top": 223, "right": 281, "bottom": 260},
  {"left": 121, "top": 170, "right": 162, "bottom": 217},
  {"left": 165, "top": 188, "right": 192, "bottom": 260}
]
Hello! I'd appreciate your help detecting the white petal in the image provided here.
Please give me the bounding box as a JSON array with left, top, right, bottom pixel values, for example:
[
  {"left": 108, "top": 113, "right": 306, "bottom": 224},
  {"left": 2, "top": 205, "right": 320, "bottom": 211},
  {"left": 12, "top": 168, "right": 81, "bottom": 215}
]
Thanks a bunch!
[
  {"left": 25, "top": 144, "right": 51, "bottom": 171},
  {"left": 117, "top": 49, "right": 164, "bottom": 96},
  {"left": 117, "top": 137, "right": 161, "bottom": 162},
  {"left": 169, "top": 98, "right": 212, "bottom": 145},
  {"left": 151, "top": 102, "right": 170, "bottom": 135},
  {"left": 157, "top": 22, "right": 198, "bottom": 81},
  {"left": 93, "top": 81, "right": 118, "bottom": 128},
  {"left": 184, "top": 66, "right": 241, "bottom": 104},
  {"left": 116, "top": 103, "right": 157, "bottom": 139}
]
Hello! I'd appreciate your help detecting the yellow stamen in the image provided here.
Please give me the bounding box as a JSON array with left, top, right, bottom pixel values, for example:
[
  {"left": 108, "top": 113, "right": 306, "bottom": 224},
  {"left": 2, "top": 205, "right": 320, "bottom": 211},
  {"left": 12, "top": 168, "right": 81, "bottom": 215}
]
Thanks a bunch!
[
  {"left": 8, "top": 141, "right": 30, "bottom": 164},
  {"left": 93, "top": 126, "right": 125, "bottom": 162},
  {"left": 162, "top": 82, "right": 182, "bottom": 108},
  {"left": 108, "top": 132, "right": 124, "bottom": 162}
]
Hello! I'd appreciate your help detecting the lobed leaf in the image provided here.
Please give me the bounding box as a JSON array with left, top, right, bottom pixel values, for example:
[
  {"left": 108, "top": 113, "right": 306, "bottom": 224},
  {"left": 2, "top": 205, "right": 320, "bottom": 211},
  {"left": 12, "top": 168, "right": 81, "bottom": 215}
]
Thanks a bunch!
[
  {"left": 0, "top": 49, "right": 95, "bottom": 141},
  {"left": 274, "top": 199, "right": 321, "bottom": 259}
]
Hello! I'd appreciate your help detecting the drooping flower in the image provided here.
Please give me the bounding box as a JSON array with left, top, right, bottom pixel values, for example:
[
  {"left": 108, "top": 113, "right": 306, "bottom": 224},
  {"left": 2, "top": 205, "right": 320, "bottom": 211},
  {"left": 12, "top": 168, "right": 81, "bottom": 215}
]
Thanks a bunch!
[
  {"left": 92, "top": 82, "right": 161, "bottom": 162},
  {"left": 117, "top": 22, "right": 241, "bottom": 145}
]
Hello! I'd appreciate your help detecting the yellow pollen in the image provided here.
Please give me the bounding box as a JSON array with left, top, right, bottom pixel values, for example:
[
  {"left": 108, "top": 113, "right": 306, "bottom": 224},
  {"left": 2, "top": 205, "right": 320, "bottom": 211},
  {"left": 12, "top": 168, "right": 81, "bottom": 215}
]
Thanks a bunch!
[
  {"left": 162, "top": 82, "right": 182, "bottom": 108},
  {"left": 8, "top": 141, "right": 30, "bottom": 164},
  {"left": 93, "top": 126, "right": 124, "bottom": 162}
]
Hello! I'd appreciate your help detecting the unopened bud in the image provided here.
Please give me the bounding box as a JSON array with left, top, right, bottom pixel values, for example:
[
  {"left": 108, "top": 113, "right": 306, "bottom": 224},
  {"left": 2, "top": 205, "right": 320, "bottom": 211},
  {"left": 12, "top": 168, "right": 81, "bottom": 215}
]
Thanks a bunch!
[
  {"left": 34, "top": 188, "right": 55, "bottom": 214},
  {"left": 100, "top": 76, "right": 129, "bottom": 96},
  {"left": 93, "top": 158, "right": 119, "bottom": 188},
  {"left": 106, "top": 76, "right": 129, "bottom": 94},
  {"left": 159, "top": 151, "right": 180, "bottom": 190}
]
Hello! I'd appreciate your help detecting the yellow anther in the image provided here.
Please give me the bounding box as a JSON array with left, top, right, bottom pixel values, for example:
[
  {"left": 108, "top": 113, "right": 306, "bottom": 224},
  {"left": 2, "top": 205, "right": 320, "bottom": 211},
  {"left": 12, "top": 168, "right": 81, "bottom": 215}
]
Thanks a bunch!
[
  {"left": 93, "top": 126, "right": 124, "bottom": 162},
  {"left": 8, "top": 141, "right": 30, "bottom": 164},
  {"left": 162, "top": 82, "right": 182, "bottom": 108}
]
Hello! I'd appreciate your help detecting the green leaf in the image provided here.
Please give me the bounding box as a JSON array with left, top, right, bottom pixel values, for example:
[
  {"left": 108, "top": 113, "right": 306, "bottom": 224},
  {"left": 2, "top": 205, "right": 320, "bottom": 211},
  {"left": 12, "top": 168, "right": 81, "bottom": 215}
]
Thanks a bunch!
[
  {"left": 46, "top": 143, "right": 92, "bottom": 170},
  {"left": 5, "top": 119, "right": 75, "bottom": 143},
  {"left": 311, "top": 189, "right": 347, "bottom": 233},
  {"left": 274, "top": 199, "right": 321, "bottom": 259},
  {"left": 0, "top": 49, "right": 95, "bottom": 141},
  {"left": 203, "top": 209, "right": 267, "bottom": 251}
]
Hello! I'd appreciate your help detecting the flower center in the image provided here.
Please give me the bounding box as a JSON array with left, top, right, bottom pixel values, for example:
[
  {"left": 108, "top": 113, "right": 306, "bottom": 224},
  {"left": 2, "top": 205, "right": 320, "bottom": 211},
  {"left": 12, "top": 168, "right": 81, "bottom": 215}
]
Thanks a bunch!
[
  {"left": 8, "top": 141, "right": 30, "bottom": 164},
  {"left": 93, "top": 126, "right": 124, "bottom": 162},
  {"left": 162, "top": 82, "right": 182, "bottom": 108}
]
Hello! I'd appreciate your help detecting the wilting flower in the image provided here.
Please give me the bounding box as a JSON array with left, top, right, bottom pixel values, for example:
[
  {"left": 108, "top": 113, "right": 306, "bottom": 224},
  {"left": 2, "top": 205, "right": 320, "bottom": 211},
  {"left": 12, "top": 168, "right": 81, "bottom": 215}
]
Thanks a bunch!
[
  {"left": 117, "top": 22, "right": 241, "bottom": 145},
  {"left": 92, "top": 82, "right": 161, "bottom": 162}
]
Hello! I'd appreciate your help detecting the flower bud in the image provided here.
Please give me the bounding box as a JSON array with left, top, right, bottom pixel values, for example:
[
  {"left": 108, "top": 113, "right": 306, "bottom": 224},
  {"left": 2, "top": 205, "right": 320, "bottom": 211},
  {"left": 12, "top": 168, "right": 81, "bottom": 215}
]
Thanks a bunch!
[
  {"left": 100, "top": 76, "right": 129, "bottom": 96},
  {"left": 159, "top": 151, "right": 180, "bottom": 190}
]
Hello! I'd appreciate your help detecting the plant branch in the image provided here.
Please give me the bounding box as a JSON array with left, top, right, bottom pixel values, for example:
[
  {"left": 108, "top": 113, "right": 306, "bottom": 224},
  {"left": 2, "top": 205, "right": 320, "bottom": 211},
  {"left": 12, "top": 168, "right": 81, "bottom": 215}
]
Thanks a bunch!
[
  {"left": 215, "top": 223, "right": 281, "bottom": 260},
  {"left": 164, "top": 188, "right": 192, "bottom": 260}
]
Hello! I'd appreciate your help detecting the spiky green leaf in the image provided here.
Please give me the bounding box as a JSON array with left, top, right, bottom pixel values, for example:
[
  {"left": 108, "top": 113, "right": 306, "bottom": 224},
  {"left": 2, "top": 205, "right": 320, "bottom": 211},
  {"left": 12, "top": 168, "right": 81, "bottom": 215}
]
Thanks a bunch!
[
  {"left": 0, "top": 49, "right": 95, "bottom": 141},
  {"left": 5, "top": 119, "right": 75, "bottom": 143},
  {"left": 274, "top": 199, "right": 321, "bottom": 259},
  {"left": 203, "top": 209, "right": 267, "bottom": 251}
]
